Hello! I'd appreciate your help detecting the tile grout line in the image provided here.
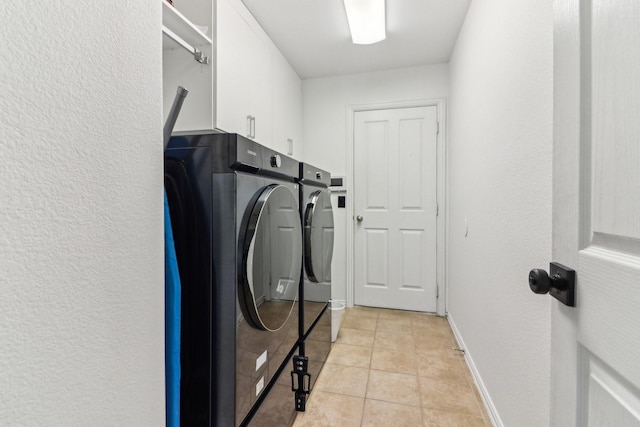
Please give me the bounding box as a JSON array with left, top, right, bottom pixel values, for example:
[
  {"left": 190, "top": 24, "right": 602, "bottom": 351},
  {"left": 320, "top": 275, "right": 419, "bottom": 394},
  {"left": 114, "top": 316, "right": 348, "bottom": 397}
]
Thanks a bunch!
[
  {"left": 360, "top": 358, "right": 372, "bottom": 427},
  {"left": 360, "top": 309, "right": 375, "bottom": 427},
  {"left": 412, "top": 321, "right": 426, "bottom": 425},
  {"left": 344, "top": 308, "right": 373, "bottom": 427}
]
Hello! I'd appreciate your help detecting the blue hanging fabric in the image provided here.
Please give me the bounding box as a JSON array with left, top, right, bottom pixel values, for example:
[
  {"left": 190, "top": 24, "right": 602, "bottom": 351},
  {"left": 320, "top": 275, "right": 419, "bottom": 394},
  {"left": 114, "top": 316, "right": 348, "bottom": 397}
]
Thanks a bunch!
[{"left": 164, "top": 190, "right": 181, "bottom": 427}]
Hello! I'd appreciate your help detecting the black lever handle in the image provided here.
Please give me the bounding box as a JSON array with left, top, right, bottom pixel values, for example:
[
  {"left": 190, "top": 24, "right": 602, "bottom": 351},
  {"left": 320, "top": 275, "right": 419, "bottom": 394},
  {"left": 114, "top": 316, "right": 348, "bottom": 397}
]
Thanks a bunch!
[{"left": 528, "top": 262, "right": 576, "bottom": 307}]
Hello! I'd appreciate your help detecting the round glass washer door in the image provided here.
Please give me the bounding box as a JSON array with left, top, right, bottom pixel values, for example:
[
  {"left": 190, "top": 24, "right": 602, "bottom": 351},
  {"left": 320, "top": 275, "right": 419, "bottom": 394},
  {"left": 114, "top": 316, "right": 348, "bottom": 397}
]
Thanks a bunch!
[
  {"left": 240, "top": 184, "right": 302, "bottom": 331},
  {"left": 303, "top": 190, "right": 334, "bottom": 283}
]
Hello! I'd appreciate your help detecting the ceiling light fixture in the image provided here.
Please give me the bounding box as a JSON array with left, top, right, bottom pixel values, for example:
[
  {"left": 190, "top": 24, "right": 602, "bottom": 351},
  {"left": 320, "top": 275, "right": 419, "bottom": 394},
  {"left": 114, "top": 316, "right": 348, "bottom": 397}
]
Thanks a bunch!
[{"left": 343, "top": 0, "right": 386, "bottom": 45}]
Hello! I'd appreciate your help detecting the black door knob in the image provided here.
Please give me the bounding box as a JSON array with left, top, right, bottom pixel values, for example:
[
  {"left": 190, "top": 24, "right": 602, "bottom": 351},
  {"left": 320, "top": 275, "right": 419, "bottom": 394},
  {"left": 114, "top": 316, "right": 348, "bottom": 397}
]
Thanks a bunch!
[
  {"left": 529, "top": 269, "right": 551, "bottom": 294},
  {"left": 528, "top": 262, "right": 576, "bottom": 307}
]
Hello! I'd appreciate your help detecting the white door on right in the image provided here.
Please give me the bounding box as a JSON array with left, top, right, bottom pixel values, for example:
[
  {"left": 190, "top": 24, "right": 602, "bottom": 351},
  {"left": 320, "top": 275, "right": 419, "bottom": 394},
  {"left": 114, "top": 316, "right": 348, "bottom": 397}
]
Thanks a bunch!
[
  {"left": 353, "top": 106, "right": 438, "bottom": 312},
  {"left": 552, "top": 0, "right": 640, "bottom": 425}
]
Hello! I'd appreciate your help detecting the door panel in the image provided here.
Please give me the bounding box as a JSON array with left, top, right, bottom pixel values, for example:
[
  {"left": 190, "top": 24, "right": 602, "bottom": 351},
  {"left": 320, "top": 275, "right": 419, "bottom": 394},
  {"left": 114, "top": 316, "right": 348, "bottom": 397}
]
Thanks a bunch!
[
  {"left": 365, "top": 121, "right": 389, "bottom": 210},
  {"left": 365, "top": 229, "right": 389, "bottom": 288},
  {"left": 400, "top": 118, "right": 425, "bottom": 209},
  {"left": 591, "top": 0, "right": 640, "bottom": 242},
  {"left": 354, "top": 106, "right": 438, "bottom": 312},
  {"left": 553, "top": 0, "right": 640, "bottom": 425},
  {"left": 400, "top": 230, "right": 424, "bottom": 290},
  {"left": 585, "top": 356, "right": 640, "bottom": 427}
]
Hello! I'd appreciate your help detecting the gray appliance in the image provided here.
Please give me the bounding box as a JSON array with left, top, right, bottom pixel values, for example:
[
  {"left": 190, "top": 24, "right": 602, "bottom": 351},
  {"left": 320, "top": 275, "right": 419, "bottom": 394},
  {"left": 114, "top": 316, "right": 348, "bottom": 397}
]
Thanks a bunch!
[
  {"left": 296, "top": 163, "right": 334, "bottom": 409},
  {"left": 164, "top": 133, "right": 301, "bottom": 427}
]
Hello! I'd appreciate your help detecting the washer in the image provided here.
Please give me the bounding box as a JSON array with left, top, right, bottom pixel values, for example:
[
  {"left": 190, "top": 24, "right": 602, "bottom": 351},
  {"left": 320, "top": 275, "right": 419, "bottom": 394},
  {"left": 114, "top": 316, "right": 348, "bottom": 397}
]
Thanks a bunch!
[
  {"left": 165, "top": 133, "right": 301, "bottom": 427},
  {"left": 297, "top": 163, "right": 334, "bottom": 404}
]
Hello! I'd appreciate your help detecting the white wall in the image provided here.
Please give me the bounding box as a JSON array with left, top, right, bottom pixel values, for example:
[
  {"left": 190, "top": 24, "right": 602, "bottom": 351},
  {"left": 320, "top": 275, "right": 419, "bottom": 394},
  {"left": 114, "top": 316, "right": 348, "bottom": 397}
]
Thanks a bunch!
[
  {"left": 303, "top": 65, "right": 449, "bottom": 175},
  {"left": 303, "top": 64, "right": 449, "bottom": 302},
  {"left": 0, "top": 3, "right": 165, "bottom": 425},
  {"left": 447, "top": 0, "right": 553, "bottom": 426}
]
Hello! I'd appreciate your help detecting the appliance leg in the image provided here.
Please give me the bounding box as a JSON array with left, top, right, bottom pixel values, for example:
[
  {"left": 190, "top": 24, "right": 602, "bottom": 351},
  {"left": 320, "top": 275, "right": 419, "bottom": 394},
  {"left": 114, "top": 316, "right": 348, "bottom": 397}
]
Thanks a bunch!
[{"left": 290, "top": 355, "right": 311, "bottom": 411}]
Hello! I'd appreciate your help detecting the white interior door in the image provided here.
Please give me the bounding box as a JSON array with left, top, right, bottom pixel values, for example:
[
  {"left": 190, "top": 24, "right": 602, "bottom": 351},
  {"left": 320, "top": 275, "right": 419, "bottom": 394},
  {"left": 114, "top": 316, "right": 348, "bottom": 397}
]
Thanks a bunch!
[
  {"left": 353, "top": 106, "right": 438, "bottom": 312},
  {"left": 552, "top": 1, "right": 640, "bottom": 425}
]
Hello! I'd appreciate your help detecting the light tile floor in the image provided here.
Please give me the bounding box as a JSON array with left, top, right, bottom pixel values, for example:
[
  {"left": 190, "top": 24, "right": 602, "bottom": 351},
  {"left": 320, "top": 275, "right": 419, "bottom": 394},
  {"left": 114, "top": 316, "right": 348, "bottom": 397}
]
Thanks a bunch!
[{"left": 293, "top": 306, "right": 492, "bottom": 427}]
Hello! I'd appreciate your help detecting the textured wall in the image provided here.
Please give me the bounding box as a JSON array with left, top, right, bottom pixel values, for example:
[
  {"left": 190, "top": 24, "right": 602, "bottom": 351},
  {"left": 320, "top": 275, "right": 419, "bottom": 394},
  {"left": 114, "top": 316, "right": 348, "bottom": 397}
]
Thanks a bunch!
[
  {"left": 0, "top": 3, "right": 165, "bottom": 425},
  {"left": 447, "top": 0, "right": 553, "bottom": 425}
]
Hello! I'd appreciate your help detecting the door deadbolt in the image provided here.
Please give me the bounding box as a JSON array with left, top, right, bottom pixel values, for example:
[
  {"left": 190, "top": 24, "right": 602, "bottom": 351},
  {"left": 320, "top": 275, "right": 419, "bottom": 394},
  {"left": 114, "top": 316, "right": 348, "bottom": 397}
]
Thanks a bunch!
[{"left": 528, "top": 262, "right": 576, "bottom": 307}]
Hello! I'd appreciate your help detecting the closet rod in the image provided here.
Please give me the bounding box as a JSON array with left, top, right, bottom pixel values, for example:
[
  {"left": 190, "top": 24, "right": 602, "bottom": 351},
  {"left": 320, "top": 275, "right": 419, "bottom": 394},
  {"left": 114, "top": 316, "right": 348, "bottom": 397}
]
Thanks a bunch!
[{"left": 162, "top": 26, "right": 209, "bottom": 64}]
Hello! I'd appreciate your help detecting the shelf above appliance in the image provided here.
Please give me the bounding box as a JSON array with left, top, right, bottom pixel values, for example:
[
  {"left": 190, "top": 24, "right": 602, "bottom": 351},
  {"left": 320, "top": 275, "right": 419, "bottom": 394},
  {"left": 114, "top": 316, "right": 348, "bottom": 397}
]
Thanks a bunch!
[{"left": 162, "top": 0, "right": 213, "bottom": 60}]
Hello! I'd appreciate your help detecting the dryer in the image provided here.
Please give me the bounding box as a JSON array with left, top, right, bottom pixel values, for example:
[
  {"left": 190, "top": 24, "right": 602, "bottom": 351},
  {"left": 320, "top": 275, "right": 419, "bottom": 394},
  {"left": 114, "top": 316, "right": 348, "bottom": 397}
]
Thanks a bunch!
[
  {"left": 297, "top": 163, "right": 334, "bottom": 407},
  {"left": 165, "top": 133, "right": 301, "bottom": 427}
]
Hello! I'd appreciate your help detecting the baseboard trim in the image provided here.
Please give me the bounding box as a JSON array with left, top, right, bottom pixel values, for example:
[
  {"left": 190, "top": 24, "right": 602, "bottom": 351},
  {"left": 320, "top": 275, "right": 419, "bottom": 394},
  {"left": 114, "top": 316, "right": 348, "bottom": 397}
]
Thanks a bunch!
[{"left": 447, "top": 315, "right": 503, "bottom": 427}]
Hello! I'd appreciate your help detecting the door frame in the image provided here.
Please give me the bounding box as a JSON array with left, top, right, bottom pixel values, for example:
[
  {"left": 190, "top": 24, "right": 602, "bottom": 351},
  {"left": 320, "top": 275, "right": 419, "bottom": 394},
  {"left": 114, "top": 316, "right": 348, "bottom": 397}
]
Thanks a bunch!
[{"left": 345, "top": 98, "right": 447, "bottom": 316}]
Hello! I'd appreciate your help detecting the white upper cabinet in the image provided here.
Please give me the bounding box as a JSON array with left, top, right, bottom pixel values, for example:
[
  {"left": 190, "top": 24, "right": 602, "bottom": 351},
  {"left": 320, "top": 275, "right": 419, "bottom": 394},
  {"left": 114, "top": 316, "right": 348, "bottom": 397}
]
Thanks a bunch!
[
  {"left": 162, "top": 0, "right": 216, "bottom": 134},
  {"left": 216, "top": 0, "right": 272, "bottom": 143},
  {"left": 162, "top": 0, "right": 303, "bottom": 147},
  {"left": 216, "top": 0, "right": 302, "bottom": 153},
  {"left": 272, "top": 50, "right": 302, "bottom": 157}
]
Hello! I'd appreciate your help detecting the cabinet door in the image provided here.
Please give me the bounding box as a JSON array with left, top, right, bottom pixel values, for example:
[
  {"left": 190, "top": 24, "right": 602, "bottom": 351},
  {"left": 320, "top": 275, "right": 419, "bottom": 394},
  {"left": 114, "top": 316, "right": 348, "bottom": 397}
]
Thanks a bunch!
[
  {"left": 217, "top": 0, "right": 272, "bottom": 145},
  {"left": 249, "top": 47, "right": 272, "bottom": 145},
  {"left": 272, "top": 51, "right": 302, "bottom": 157},
  {"left": 217, "top": 0, "right": 252, "bottom": 137}
]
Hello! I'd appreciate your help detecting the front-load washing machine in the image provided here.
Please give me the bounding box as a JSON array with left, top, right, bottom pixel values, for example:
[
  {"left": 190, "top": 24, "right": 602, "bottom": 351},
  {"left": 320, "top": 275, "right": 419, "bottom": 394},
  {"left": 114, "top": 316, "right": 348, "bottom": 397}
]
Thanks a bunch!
[
  {"left": 165, "top": 133, "right": 302, "bottom": 426},
  {"left": 296, "top": 163, "right": 334, "bottom": 407}
]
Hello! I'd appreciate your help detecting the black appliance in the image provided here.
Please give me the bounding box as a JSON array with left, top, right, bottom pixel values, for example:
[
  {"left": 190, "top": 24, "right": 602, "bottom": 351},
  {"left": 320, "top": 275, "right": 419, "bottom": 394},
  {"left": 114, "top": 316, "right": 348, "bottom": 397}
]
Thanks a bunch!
[
  {"left": 165, "top": 133, "right": 302, "bottom": 426},
  {"left": 296, "top": 163, "right": 334, "bottom": 409}
]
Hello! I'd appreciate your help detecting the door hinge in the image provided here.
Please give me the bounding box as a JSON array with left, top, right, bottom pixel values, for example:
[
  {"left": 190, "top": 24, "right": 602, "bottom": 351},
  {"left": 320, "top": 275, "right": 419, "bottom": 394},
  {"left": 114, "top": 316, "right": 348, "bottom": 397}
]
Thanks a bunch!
[
  {"left": 436, "top": 286, "right": 439, "bottom": 299},
  {"left": 436, "top": 121, "right": 440, "bottom": 135},
  {"left": 436, "top": 203, "right": 439, "bottom": 216}
]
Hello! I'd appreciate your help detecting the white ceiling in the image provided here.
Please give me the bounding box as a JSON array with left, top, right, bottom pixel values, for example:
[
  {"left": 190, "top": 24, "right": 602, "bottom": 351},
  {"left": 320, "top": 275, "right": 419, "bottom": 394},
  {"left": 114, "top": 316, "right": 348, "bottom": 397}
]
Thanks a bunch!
[{"left": 241, "top": 0, "right": 472, "bottom": 79}]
